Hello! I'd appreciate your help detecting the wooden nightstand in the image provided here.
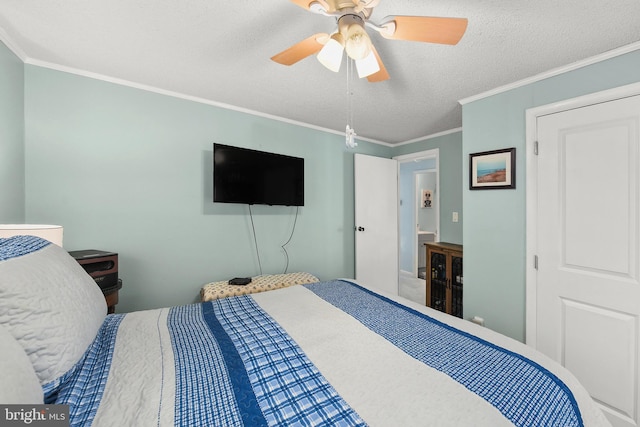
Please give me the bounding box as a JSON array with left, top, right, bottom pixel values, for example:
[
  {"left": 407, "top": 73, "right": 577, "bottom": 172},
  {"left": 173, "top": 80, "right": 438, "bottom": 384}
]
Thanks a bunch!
[
  {"left": 102, "top": 279, "right": 122, "bottom": 313},
  {"left": 104, "top": 285, "right": 120, "bottom": 314},
  {"left": 68, "top": 249, "right": 121, "bottom": 314}
]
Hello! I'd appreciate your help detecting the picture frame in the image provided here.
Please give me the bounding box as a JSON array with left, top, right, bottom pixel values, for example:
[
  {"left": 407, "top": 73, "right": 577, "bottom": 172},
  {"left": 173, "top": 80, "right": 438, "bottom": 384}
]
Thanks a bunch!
[
  {"left": 421, "top": 189, "right": 432, "bottom": 208},
  {"left": 469, "top": 148, "right": 516, "bottom": 190}
]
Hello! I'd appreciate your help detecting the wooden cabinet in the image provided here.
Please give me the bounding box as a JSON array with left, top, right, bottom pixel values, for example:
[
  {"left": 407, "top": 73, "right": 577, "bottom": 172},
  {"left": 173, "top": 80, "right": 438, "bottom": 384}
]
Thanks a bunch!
[{"left": 425, "top": 242, "right": 463, "bottom": 318}]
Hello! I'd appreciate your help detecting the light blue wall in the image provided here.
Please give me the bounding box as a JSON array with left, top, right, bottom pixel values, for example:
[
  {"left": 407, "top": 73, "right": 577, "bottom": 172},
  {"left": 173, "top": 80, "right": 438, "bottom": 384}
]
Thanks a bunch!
[
  {"left": 23, "top": 65, "right": 391, "bottom": 312},
  {"left": 462, "top": 48, "right": 640, "bottom": 342},
  {"left": 392, "top": 131, "right": 463, "bottom": 245},
  {"left": 0, "top": 42, "right": 25, "bottom": 222},
  {"left": 21, "top": 44, "right": 638, "bottom": 336}
]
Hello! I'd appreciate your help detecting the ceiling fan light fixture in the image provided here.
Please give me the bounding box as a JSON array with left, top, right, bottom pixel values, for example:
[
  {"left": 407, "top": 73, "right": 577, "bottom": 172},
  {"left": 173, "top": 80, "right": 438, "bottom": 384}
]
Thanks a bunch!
[
  {"left": 344, "top": 23, "right": 372, "bottom": 60},
  {"left": 317, "top": 33, "right": 344, "bottom": 72},
  {"left": 355, "top": 49, "right": 380, "bottom": 78}
]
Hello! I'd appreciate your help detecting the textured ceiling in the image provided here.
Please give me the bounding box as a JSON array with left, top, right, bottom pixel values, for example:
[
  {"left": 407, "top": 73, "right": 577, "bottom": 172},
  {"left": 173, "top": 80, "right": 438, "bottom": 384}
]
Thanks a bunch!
[{"left": 1, "top": 0, "right": 640, "bottom": 144}]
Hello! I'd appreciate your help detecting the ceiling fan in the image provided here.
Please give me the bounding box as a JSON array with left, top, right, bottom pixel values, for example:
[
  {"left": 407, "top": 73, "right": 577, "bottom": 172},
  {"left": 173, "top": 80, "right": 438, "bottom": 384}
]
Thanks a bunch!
[{"left": 271, "top": 0, "right": 468, "bottom": 82}]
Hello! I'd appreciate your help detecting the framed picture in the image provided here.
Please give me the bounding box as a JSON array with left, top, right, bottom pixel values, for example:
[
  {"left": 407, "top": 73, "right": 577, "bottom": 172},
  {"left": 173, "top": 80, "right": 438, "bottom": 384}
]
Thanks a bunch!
[
  {"left": 421, "top": 189, "right": 432, "bottom": 208},
  {"left": 469, "top": 148, "right": 516, "bottom": 190}
]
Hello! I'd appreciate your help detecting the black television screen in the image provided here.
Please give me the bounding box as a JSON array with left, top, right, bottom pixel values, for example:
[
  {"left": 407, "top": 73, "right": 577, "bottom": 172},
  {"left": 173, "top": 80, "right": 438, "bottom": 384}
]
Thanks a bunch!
[{"left": 213, "top": 143, "right": 304, "bottom": 206}]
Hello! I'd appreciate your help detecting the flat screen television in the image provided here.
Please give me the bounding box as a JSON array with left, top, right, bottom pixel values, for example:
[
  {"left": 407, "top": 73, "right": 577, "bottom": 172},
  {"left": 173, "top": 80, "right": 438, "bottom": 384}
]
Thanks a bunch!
[{"left": 213, "top": 143, "right": 304, "bottom": 206}]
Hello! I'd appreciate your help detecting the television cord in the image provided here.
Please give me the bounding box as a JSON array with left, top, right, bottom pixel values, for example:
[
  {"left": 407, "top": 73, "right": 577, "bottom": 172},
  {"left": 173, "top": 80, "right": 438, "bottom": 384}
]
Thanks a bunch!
[
  {"left": 281, "top": 206, "right": 300, "bottom": 274},
  {"left": 248, "top": 204, "right": 263, "bottom": 276}
]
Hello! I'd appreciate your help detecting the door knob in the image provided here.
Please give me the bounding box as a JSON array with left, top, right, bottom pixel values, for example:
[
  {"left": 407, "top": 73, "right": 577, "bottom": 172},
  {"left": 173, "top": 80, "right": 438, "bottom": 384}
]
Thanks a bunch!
[{"left": 357, "top": 226, "right": 365, "bottom": 232}]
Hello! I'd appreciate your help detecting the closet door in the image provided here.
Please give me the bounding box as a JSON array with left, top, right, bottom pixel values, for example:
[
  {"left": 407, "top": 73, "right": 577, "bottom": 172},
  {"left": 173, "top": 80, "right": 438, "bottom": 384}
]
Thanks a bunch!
[{"left": 534, "top": 94, "right": 640, "bottom": 427}]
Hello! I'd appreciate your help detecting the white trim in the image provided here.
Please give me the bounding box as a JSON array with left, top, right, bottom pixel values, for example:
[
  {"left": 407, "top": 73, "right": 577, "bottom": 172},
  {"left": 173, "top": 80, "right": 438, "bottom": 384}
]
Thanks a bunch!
[
  {"left": 461, "top": 41, "right": 640, "bottom": 105},
  {"left": 524, "top": 80, "right": 640, "bottom": 347},
  {"left": 22, "top": 58, "right": 391, "bottom": 146},
  {"left": 394, "top": 148, "right": 439, "bottom": 162},
  {"left": 2, "top": 30, "right": 464, "bottom": 147},
  {"left": 0, "top": 28, "right": 28, "bottom": 61},
  {"left": 394, "top": 127, "right": 462, "bottom": 146},
  {"left": 528, "top": 80, "right": 640, "bottom": 118},
  {"left": 524, "top": 104, "right": 539, "bottom": 348}
]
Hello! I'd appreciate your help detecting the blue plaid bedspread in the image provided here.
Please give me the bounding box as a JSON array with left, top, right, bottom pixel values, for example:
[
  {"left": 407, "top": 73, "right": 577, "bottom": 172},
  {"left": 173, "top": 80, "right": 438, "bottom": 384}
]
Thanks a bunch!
[
  {"left": 50, "top": 296, "right": 364, "bottom": 427},
  {"left": 170, "top": 298, "right": 364, "bottom": 426},
  {"left": 305, "top": 280, "right": 584, "bottom": 427}
]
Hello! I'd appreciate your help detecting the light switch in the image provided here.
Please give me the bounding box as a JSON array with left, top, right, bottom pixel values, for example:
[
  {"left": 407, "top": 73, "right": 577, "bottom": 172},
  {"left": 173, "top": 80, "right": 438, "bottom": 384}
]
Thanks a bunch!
[{"left": 452, "top": 212, "right": 459, "bottom": 222}]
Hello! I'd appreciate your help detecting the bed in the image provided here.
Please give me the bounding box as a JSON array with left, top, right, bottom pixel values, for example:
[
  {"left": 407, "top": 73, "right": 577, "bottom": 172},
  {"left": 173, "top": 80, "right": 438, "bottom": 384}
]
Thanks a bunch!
[{"left": 0, "top": 236, "right": 610, "bottom": 426}]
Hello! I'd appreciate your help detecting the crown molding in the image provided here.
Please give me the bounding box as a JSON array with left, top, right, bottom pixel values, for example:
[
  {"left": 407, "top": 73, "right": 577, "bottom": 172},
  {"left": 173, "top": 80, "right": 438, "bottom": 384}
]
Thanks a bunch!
[
  {"left": 395, "top": 127, "right": 462, "bottom": 146},
  {"left": 459, "top": 41, "right": 640, "bottom": 105},
  {"left": 2, "top": 24, "right": 455, "bottom": 148},
  {"left": 0, "top": 27, "right": 27, "bottom": 61},
  {"left": 23, "top": 57, "right": 391, "bottom": 146}
]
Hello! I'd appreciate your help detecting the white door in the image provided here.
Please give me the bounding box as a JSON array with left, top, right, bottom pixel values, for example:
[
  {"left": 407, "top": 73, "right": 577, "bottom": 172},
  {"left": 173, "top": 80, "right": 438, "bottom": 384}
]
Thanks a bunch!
[
  {"left": 534, "top": 94, "right": 640, "bottom": 427},
  {"left": 354, "top": 153, "right": 398, "bottom": 295}
]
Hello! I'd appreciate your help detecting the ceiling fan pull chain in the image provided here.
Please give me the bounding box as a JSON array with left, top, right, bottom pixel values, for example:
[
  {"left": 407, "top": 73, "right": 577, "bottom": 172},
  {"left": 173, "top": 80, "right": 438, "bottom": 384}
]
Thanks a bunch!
[
  {"left": 347, "top": 58, "right": 355, "bottom": 129},
  {"left": 350, "top": 59, "right": 355, "bottom": 130},
  {"left": 349, "top": 59, "right": 351, "bottom": 125},
  {"left": 345, "top": 58, "right": 358, "bottom": 149}
]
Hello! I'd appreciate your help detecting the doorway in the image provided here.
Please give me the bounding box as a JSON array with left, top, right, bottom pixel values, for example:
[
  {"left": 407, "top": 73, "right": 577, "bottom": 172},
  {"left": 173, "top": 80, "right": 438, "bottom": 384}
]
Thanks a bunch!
[{"left": 395, "top": 149, "right": 439, "bottom": 304}]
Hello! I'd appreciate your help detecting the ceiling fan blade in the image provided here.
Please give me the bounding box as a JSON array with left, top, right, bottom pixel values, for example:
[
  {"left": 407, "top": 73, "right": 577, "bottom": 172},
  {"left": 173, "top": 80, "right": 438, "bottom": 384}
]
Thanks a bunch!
[
  {"left": 366, "top": 44, "right": 389, "bottom": 83},
  {"left": 289, "top": 0, "right": 314, "bottom": 9},
  {"left": 289, "top": 0, "right": 332, "bottom": 11},
  {"left": 381, "top": 16, "right": 468, "bottom": 45},
  {"left": 271, "top": 33, "right": 329, "bottom": 66}
]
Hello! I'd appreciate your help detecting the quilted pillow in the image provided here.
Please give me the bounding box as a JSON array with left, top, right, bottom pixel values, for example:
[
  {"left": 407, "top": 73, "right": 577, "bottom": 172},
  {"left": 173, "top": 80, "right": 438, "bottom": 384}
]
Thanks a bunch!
[
  {"left": 0, "top": 236, "right": 106, "bottom": 386},
  {"left": 0, "top": 324, "right": 43, "bottom": 403}
]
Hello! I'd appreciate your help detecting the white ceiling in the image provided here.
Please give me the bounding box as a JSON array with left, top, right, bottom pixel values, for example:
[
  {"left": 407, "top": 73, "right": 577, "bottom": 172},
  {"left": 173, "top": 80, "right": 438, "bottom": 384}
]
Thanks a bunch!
[{"left": 1, "top": 0, "right": 640, "bottom": 145}]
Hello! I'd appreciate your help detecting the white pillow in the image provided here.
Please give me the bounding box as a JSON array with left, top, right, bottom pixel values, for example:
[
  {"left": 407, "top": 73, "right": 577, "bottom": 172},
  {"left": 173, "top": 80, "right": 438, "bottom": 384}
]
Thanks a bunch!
[
  {"left": 0, "top": 324, "right": 43, "bottom": 403},
  {"left": 0, "top": 236, "right": 107, "bottom": 386}
]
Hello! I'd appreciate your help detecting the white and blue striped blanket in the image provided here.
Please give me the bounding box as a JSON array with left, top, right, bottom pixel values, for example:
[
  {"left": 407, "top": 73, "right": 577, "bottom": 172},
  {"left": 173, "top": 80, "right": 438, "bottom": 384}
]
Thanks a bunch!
[
  {"left": 306, "top": 282, "right": 581, "bottom": 427},
  {"left": 47, "top": 280, "right": 608, "bottom": 427},
  {"left": 48, "top": 295, "right": 365, "bottom": 427}
]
